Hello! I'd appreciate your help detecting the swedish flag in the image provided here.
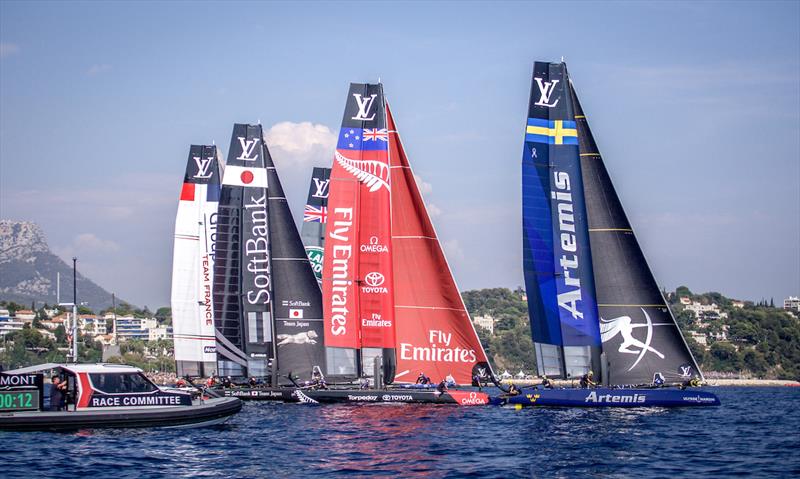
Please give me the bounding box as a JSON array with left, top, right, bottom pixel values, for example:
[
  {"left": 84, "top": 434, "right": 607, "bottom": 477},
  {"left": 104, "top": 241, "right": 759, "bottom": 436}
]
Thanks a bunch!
[{"left": 525, "top": 118, "right": 578, "bottom": 145}]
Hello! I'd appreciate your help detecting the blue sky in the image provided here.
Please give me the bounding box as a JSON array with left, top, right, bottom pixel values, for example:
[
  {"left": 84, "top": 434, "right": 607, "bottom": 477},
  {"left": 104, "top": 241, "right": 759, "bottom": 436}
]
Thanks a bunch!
[{"left": 1, "top": 1, "right": 798, "bottom": 308}]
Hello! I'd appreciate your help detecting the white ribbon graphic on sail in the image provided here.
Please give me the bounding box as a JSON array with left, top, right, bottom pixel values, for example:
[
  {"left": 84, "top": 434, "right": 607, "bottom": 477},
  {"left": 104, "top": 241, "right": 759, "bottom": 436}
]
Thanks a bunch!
[
  {"left": 334, "top": 150, "right": 390, "bottom": 192},
  {"left": 600, "top": 308, "right": 664, "bottom": 371}
]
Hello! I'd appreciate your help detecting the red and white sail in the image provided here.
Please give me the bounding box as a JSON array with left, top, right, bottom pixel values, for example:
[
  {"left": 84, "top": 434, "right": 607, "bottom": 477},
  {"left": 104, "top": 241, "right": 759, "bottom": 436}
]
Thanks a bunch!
[{"left": 386, "top": 104, "right": 490, "bottom": 385}]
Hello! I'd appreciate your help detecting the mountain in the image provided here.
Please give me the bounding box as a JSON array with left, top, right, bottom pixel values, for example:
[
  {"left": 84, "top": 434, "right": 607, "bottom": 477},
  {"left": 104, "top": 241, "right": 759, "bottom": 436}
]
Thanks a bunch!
[{"left": 0, "top": 220, "right": 120, "bottom": 310}]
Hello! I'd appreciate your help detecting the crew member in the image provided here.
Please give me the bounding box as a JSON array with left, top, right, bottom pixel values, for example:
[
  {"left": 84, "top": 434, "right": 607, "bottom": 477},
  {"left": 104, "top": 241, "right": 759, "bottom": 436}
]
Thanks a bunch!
[
  {"left": 416, "top": 372, "right": 431, "bottom": 385},
  {"left": 248, "top": 377, "right": 257, "bottom": 388},
  {"left": 359, "top": 377, "right": 370, "bottom": 390},
  {"left": 579, "top": 371, "right": 596, "bottom": 389},
  {"left": 436, "top": 379, "right": 448, "bottom": 394},
  {"left": 176, "top": 378, "right": 187, "bottom": 388},
  {"left": 222, "top": 376, "right": 233, "bottom": 388},
  {"left": 507, "top": 383, "right": 520, "bottom": 396},
  {"left": 541, "top": 375, "right": 553, "bottom": 389},
  {"left": 50, "top": 375, "right": 67, "bottom": 411},
  {"left": 653, "top": 373, "right": 665, "bottom": 387},
  {"left": 205, "top": 376, "right": 215, "bottom": 388},
  {"left": 445, "top": 373, "right": 456, "bottom": 387},
  {"left": 472, "top": 373, "right": 483, "bottom": 391}
]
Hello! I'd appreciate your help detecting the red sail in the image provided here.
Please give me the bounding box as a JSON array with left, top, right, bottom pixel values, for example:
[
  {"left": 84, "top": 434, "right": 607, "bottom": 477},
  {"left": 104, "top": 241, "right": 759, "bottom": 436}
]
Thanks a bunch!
[
  {"left": 387, "top": 104, "right": 490, "bottom": 385},
  {"left": 323, "top": 83, "right": 396, "bottom": 350}
]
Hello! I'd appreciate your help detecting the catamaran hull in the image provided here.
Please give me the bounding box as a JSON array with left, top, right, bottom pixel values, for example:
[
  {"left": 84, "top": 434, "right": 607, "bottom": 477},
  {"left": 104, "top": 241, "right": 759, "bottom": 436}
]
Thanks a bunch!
[
  {"left": 219, "top": 387, "right": 298, "bottom": 402},
  {"left": 490, "top": 387, "right": 720, "bottom": 407},
  {"left": 0, "top": 397, "right": 242, "bottom": 431},
  {"left": 298, "top": 388, "right": 490, "bottom": 405}
]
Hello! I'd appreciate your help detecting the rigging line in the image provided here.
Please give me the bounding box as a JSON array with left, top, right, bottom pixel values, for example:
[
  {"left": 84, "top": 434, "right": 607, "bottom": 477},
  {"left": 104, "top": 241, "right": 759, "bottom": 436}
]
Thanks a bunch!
[
  {"left": 598, "top": 304, "right": 665, "bottom": 307},
  {"left": 396, "top": 305, "right": 466, "bottom": 312},
  {"left": 589, "top": 228, "right": 633, "bottom": 232},
  {"left": 392, "top": 235, "right": 436, "bottom": 240},
  {"left": 579, "top": 152, "right": 600, "bottom": 156}
]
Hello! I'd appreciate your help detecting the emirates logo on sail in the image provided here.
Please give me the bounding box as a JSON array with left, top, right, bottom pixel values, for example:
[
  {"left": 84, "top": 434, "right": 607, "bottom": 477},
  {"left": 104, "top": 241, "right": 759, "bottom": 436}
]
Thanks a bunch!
[
  {"left": 399, "top": 330, "right": 477, "bottom": 364},
  {"left": 334, "top": 151, "right": 390, "bottom": 193}
]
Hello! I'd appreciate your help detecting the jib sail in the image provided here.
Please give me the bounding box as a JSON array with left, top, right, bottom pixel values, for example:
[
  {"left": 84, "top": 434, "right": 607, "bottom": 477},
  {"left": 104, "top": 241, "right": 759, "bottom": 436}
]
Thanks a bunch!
[
  {"left": 323, "top": 83, "right": 396, "bottom": 379},
  {"left": 171, "top": 145, "right": 222, "bottom": 378},
  {"left": 521, "top": 62, "right": 601, "bottom": 379},
  {"left": 571, "top": 82, "right": 702, "bottom": 385},
  {"left": 264, "top": 143, "right": 326, "bottom": 383},
  {"left": 300, "top": 167, "right": 331, "bottom": 284},
  {"left": 388, "top": 103, "right": 491, "bottom": 385},
  {"left": 213, "top": 124, "right": 274, "bottom": 379}
]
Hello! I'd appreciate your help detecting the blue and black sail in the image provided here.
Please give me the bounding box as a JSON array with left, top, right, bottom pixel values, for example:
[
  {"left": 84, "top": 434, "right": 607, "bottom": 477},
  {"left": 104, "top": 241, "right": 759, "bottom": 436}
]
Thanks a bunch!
[
  {"left": 570, "top": 83, "right": 703, "bottom": 385},
  {"left": 522, "top": 62, "right": 601, "bottom": 379}
]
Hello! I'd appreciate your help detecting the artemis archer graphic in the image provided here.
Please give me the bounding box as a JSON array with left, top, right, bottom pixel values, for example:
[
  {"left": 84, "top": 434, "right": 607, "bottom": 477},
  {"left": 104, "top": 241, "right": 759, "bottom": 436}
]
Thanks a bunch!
[{"left": 600, "top": 308, "right": 665, "bottom": 371}]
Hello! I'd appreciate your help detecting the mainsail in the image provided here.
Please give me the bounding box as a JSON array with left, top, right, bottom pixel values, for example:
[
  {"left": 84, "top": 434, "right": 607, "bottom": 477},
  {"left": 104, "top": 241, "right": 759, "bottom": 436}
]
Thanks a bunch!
[
  {"left": 570, "top": 82, "right": 702, "bottom": 385},
  {"left": 323, "top": 82, "right": 490, "bottom": 385},
  {"left": 323, "top": 83, "right": 396, "bottom": 380},
  {"left": 264, "top": 143, "right": 326, "bottom": 383},
  {"left": 388, "top": 104, "right": 491, "bottom": 385},
  {"left": 171, "top": 145, "right": 222, "bottom": 377},
  {"left": 521, "top": 62, "right": 602, "bottom": 379},
  {"left": 213, "top": 124, "right": 274, "bottom": 379},
  {"left": 300, "top": 167, "right": 331, "bottom": 284}
]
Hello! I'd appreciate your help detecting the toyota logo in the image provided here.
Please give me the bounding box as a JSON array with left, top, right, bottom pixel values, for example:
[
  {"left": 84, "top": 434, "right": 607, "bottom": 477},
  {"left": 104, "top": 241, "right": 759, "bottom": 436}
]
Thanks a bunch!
[{"left": 364, "top": 272, "right": 385, "bottom": 287}]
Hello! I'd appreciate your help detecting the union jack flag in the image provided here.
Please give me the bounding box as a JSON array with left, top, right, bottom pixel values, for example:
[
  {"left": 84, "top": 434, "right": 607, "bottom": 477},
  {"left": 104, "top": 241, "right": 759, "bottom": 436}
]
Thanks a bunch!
[
  {"left": 303, "top": 204, "right": 327, "bottom": 223},
  {"left": 363, "top": 128, "right": 388, "bottom": 142}
]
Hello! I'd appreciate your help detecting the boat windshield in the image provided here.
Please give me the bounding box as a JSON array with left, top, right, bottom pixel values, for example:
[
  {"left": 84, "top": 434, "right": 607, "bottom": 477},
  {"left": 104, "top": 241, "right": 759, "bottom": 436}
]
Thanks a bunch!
[{"left": 89, "top": 373, "right": 158, "bottom": 394}]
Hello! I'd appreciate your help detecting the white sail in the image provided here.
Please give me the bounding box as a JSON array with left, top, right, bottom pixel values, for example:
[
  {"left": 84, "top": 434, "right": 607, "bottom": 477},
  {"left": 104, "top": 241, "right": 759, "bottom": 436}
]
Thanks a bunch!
[{"left": 171, "top": 145, "right": 223, "bottom": 377}]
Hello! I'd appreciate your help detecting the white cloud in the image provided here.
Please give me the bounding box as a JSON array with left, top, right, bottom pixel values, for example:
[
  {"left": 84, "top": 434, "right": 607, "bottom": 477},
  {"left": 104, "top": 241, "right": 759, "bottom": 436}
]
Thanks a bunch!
[
  {"left": 426, "top": 202, "right": 442, "bottom": 218},
  {"left": 265, "top": 121, "right": 337, "bottom": 162},
  {"left": 86, "top": 64, "right": 112, "bottom": 76},
  {"left": 442, "top": 239, "right": 464, "bottom": 262},
  {"left": 414, "top": 174, "right": 433, "bottom": 195},
  {"left": 54, "top": 233, "right": 120, "bottom": 261},
  {"left": 0, "top": 43, "right": 19, "bottom": 58}
]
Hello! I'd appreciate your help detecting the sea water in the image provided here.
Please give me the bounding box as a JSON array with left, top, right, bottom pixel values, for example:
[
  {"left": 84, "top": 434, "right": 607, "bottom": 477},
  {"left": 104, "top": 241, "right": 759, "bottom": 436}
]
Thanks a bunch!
[{"left": 1, "top": 387, "right": 798, "bottom": 478}]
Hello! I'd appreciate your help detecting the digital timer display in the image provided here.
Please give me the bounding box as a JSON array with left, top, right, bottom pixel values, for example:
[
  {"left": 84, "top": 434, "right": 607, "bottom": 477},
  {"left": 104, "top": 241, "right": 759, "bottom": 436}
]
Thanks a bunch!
[{"left": 0, "top": 390, "right": 40, "bottom": 411}]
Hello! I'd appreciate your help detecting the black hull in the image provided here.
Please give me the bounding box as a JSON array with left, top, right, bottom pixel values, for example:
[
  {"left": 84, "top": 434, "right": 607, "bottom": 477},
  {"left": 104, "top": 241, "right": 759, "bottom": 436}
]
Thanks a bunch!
[
  {"left": 0, "top": 397, "right": 242, "bottom": 431},
  {"left": 220, "top": 387, "right": 298, "bottom": 402}
]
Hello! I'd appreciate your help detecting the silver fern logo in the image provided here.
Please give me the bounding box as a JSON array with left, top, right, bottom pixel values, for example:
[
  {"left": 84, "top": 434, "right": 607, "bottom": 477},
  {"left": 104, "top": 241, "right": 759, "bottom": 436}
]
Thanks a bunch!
[
  {"left": 334, "top": 150, "right": 390, "bottom": 192},
  {"left": 600, "top": 308, "right": 665, "bottom": 371}
]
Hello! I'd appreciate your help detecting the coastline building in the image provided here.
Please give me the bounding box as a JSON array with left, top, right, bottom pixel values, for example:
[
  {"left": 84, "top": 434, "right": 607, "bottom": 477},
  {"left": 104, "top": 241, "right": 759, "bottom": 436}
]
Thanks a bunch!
[
  {"left": 783, "top": 296, "right": 800, "bottom": 311},
  {"left": 14, "top": 309, "right": 35, "bottom": 324},
  {"left": 79, "top": 315, "right": 107, "bottom": 336},
  {"left": 473, "top": 315, "right": 495, "bottom": 335},
  {"left": 0, "top": 309, "right": 23, "bottom": 337},
  {"left": 148, "top": 325, "right": 173, "bottom": 341}
]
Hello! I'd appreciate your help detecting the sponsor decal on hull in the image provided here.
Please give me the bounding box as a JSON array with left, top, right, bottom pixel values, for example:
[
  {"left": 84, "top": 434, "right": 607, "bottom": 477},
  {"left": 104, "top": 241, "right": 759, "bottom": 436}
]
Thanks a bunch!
[{"left": 584, "top": 391, "right": 647, "bottom": 404}]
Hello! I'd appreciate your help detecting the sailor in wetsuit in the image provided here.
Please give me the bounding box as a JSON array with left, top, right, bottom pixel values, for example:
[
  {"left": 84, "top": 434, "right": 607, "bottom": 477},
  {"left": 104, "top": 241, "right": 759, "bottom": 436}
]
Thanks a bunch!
[
  {"left": 506, "top": 383, "right": 521, "bottom": 396},
  {"left": 541, "top": 375, "right": 553, "bottom": 389},
  {"left": 579, "top": 371, "right": 596, "bottom": 389},
  {"left": 248, "top": 377, "right": 258, "bottom": 388},
  {"left": 416, "top": 372, "right": 431, "bottom": 385}
]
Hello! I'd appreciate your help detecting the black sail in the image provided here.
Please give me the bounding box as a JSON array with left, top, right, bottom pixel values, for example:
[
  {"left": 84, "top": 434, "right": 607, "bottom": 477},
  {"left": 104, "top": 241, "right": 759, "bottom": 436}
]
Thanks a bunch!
[
  {"left": 300, "top": 167, "right": 331, "bottom": 284},
  {"left": 263, "top": 144, "right": 326, "bottom": 384},
  {"left": 571, "top": 84, "right": 702, "bottom": 385},
  {"left": 213, "top": 124, "right": 274, "bottom": 378}
]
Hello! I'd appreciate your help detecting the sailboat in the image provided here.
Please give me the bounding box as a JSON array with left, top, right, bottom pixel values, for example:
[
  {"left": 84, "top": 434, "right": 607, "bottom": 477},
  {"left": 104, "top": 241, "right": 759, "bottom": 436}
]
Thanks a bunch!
[
  {"left": 300, "top": 167, "right": 331, "bottom": 284},
  {"left": 171, "top": 145, "right": 223, "bottom": 378},
  {"left": 302, "top": 83, "right": 492, "bottom": 405},
  {"left": 212, "top": 123, "right": 326, "bottom": 399},
  {"left": 495, "top": 61, "right": 719, "bottom": 407}
]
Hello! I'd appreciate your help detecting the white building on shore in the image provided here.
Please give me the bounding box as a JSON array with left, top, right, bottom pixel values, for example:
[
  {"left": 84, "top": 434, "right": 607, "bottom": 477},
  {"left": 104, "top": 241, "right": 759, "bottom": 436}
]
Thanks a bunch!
[{"left": 784, "top": 296, "right": 800, "bottom": 311}]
